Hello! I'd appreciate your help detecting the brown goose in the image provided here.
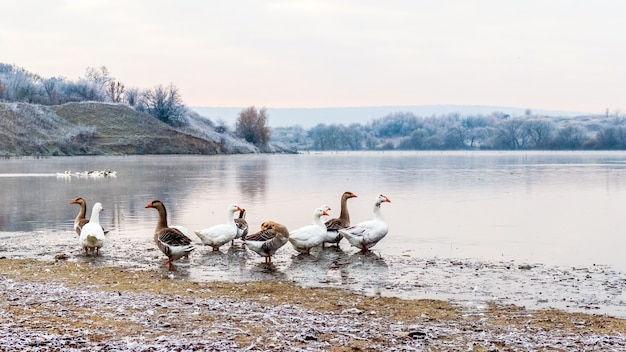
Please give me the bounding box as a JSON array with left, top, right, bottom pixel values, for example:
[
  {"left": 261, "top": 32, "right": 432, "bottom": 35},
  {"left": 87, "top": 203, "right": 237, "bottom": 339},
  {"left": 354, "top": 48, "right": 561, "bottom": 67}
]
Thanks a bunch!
[
  {"left": 233, "top": 208, "right": 249, "bottom": 243},
  {"left": 244, "top": 221, "right": 289, "bottom": 263},
  {"left": 70, "top": 197, "right": 90, "bottom": 236},
  {"left": 245, "top": 223, "right": 278, "bottom": 241},
  {"left": 145, "top": 200, "right": 195, "bottom": 270},
  {"left": 323, "top": 191, "right": 358, "bottom": 247}
]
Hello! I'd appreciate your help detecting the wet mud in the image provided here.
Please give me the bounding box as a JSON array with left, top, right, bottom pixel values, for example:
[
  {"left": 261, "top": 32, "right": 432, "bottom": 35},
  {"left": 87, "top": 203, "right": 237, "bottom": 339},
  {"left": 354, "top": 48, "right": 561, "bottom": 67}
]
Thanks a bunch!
[{"left": 2, "top": 229, "right": 626, "bottom": 320}]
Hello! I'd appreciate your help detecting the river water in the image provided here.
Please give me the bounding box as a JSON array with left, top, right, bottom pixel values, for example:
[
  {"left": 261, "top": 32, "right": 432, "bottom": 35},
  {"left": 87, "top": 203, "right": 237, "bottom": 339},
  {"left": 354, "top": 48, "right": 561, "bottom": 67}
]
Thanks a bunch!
[{"left": 1, "top": 151, "right": 626, "bottom": 317}]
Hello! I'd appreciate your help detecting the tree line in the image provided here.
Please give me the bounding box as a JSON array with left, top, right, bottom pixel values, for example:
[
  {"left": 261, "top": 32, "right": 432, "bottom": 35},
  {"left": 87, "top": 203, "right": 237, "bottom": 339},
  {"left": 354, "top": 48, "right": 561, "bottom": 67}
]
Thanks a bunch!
[
  {"left": 271, "top": 111, "right": 626, "bottom": 151},
  {"left": 3, "top": 63, "right": 625, "bottom": 152}
]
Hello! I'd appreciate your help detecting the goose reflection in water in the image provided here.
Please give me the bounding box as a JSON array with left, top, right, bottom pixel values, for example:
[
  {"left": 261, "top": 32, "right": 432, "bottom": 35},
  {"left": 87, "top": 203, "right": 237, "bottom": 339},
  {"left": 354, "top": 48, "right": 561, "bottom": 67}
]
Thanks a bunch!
[
  {"left": 226, "top": 243, "right": 247, "bottom": 259},
  {"left": 316, "top": 245, "right": 350, "bottom": 283},
  {"left": 339, "top": 251, "right": 389, "bottom": 296},
  {"left": 157, "top": 263, "right": 191, "bottom": 280},
  {"left": 287, "top": 252, "right": 328, "bottom": 285},
  {"left": 246, "top": 262, "right": 288, "bottom": 282},
  {"left": 197, "top": 250, "right": 228, "bottom": 270}
]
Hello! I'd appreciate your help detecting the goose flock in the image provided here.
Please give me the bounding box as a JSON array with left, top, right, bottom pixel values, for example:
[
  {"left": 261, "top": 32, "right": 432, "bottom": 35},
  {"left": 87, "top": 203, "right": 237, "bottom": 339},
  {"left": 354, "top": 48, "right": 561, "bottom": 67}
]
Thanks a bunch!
[
  {"left": 71, "top": 192, "right": 391, "bottom": 270},
  {"left": 57, "top": 170, "right": 118, "bottom": 178}
]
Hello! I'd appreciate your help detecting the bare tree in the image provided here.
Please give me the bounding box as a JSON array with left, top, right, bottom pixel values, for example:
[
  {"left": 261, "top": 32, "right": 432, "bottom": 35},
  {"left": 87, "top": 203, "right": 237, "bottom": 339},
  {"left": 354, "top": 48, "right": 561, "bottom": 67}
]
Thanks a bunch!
[
  {"left": 525, "top": 119, "right": 555, "bottom": 149},
  {"left": 62, "top": 80, "right": 104, "bottom": 102},
  {"left": 494, "top": 118, "right": 530, "bottom": 149},
  {"left": 43, "top": 77, "right": 64, "bottom": 105},
  {"left": 106, "top": 81, "right": 125, "bottom": 103},
  {"left": 124, "top": 87, "right": 141, "bottom": 107},
  {"left": 345, "top": 123, "right": 364, "bottom": 150},
  {"left": 4, "top": 70, "right": 34, "bottom": 102},
  {"left": 235, "top": 106, "right": 271, "bottom": 146},
  {"left": 142, "top": 84, "right": 187, "bottom": 126},
  {"left": 85, "top": 66, "right": 113, "bottom": 90},
  {"left": 215, "top": 118, "right": 229, "bottom": 133},
  {"left": 554, "top": 124, "right": 587, "bottom": 149}
]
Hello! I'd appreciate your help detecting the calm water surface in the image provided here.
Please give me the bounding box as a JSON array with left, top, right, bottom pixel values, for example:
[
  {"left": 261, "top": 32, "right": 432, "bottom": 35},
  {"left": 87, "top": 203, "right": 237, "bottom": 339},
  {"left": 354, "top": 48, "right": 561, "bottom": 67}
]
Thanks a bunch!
[{"left": 1, "top": 151, "right": 626, "bottom": 315}]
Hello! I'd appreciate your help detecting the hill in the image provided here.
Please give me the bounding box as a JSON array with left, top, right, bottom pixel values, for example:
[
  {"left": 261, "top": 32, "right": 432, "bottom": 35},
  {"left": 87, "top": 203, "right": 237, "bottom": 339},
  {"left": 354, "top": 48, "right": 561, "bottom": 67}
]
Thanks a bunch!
[
  {"left": 0, "top": 102, "right": 261, "bottom": 157},
  {"left": 191, "top": 105, "right": 590, "bottom": 128}
]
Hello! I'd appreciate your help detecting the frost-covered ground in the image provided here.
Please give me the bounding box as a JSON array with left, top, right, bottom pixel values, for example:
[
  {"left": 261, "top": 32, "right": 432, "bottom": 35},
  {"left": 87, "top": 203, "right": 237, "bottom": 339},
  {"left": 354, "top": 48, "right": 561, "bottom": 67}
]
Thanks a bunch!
[
  {"left": 1, "top": 267, "right": 626, "bottom": 351},
  {"left": 2, "top": 229, "right": 626, "bottom": 350}
]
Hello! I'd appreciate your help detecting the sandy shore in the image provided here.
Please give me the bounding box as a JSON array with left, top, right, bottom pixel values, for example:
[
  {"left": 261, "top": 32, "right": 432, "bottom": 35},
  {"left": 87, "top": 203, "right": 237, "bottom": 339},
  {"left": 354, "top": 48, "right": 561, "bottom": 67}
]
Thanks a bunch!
[{"left": 1, "top": 258, "right": 626, "bottom": 351}]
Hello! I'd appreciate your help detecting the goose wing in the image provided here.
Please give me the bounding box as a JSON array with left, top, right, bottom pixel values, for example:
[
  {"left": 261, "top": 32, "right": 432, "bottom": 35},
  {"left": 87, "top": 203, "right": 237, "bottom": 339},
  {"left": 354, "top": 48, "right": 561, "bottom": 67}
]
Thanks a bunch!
[
  {"left": 245, "top": 228, "right": 277, "bottom": 241},
  {"left": 158, "top": 227, "right": 193, "bottom": 246},
  {"left": 325, "top": 217, "right": 349, "bottom": 231}
]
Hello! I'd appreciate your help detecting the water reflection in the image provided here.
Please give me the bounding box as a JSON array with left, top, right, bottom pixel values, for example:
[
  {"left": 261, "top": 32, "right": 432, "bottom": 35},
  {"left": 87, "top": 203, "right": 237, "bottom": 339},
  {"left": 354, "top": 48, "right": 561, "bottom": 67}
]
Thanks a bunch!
[
  {"left": 3, "top": 152, "right": 626, "bottom": 278},
  {"left": 342, "top": 252, "right": 389, "bottom": 296},
  {"left": 236, "top": 157, "right": 268, "bottom": 200},
  {"left": 287, "top": 253, "right": 327, "bottom": 284},
  {"left": 157, "top": 262, "right": 192, "bottom": 279},
  {"left": 247, "top": 261, "right": 288, "bottom": 281}
]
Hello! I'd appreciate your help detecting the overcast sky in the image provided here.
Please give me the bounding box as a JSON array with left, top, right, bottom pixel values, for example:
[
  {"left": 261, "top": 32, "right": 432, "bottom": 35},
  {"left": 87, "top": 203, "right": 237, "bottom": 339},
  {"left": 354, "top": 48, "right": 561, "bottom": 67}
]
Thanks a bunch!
[{"left": 2, "top": 1, "right": 624, "bottom": 114}]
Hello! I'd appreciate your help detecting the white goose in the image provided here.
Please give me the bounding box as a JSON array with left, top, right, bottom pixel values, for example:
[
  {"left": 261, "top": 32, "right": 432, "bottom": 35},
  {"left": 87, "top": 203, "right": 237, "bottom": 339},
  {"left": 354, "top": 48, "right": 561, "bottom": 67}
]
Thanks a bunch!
[
  {"left": 79, "top": 202, "right": 106, "bottom": 256},
  {"left": 339, "top": 194, "right": 391, "bottom": 252},
  {"left": 195, "top": 204, "right": 243, "bottom": 250},
  {"left": 71, "top": 197, "right": 108, "bottom": 237},
  {"left": 288, "top": 207, "right": 329, "bottom": 254},
  {"left": 244, "top": 221, "right": 290, "bottom": 263}
]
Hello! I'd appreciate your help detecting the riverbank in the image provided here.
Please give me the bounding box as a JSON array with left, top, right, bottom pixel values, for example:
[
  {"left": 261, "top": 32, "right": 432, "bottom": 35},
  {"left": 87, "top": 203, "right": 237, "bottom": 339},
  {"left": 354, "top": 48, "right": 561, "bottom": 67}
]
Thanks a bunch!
[{"left": 1, "top": 258, "right": 625, "bottom": 351}]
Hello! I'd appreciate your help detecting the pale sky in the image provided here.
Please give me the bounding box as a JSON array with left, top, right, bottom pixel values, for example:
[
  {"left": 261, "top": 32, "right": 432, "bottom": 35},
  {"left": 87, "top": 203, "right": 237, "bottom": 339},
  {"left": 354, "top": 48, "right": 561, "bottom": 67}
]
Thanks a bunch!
[{"left": 2, "top": 1, "right": 624, "bottom": 114}]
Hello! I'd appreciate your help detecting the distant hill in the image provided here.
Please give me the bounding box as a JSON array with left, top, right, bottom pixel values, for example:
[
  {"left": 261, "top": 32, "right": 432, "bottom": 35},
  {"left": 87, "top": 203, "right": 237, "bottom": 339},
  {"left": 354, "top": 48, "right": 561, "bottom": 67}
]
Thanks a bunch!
[
  {"left": 0, "top": 102, "right": 264, "bottom": 157},
  {"left": 191, "top": 105, "right": 591, "bottom": 128}
]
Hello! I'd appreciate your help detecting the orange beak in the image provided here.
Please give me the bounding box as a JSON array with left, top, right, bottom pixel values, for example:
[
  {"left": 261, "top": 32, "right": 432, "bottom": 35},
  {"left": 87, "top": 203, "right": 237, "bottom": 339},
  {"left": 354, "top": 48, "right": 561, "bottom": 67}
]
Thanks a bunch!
[{"left": 145, "top": 202, "right": 153, "bottom": 208}]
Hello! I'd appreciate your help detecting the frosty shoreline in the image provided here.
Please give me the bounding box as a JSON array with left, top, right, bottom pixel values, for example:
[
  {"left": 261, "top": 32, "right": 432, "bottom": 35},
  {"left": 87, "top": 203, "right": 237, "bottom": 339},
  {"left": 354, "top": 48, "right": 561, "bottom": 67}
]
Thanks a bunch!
[
  {"left": 3, "top": 229, "right": 626, "bottom": 320},
  {"left": 1, "top": 259, "right": 626, "bottom": 351}
]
